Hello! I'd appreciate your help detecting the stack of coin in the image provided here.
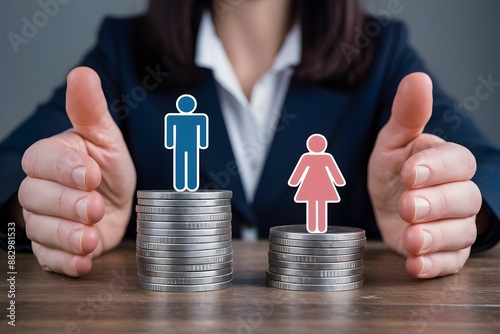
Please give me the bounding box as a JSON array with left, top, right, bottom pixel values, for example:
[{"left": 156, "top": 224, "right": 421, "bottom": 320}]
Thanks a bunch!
[
  {"left": 136, "top": 190, "right": 233, "bottom": 292},
  {"left": 266, "top": 225, "right": 365, "bottom": 291}
]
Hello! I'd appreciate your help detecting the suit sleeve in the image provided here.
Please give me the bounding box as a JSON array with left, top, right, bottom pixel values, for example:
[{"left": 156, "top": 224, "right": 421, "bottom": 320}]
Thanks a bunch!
[
  {"left": 0, "top": 18, "right": 126, "bottom": 251},
  {"left": 373, "top": 21, "right": 500, "bottom": 253}
]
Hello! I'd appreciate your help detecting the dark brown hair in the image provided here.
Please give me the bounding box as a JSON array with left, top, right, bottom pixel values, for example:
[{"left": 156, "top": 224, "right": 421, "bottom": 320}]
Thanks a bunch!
[{"left": 144, "top": 0, "right": 372, "bottom": 88}]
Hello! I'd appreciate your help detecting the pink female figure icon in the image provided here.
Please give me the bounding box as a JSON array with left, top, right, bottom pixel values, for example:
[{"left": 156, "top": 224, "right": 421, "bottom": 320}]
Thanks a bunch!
[{"left": 288, "top": 134, "right": 346, "bottom": 233}]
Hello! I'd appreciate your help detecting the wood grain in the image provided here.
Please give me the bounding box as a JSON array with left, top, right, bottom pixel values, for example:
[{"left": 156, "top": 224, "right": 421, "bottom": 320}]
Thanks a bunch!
[{"left": 1, "top": 241, "right": 499, "bottom": 334}]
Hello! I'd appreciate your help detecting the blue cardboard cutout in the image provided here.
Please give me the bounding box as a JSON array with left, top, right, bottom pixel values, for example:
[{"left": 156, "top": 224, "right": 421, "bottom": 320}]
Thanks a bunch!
[{"left": 165, "top": 94, "right": 209, "bottom": 191}]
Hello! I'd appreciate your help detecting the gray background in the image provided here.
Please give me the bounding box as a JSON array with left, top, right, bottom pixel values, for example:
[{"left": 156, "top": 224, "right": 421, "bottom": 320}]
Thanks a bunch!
[{"left": 0, "top": 0, "right": 499, "bottom": 146}]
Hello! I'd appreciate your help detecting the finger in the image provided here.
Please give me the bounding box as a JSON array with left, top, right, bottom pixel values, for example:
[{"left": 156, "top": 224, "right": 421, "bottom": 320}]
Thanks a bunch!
[
  {"left": 376, "top": 72, "right": 433, "bottom": 150},
  {"left": 32, "top": 242, "right": 92, "bottom": 277},
  {"left": 18, "top": 178, "right": 105, "bottom": 224},
  {"left": 403, "top": 217, "right": 477, "bottom": 255},
  {"left": 401, "top": 142, "right": 477, "bottom": 189},
  {"left": 406, "top": 248, "right": 471, "bottom": 279},
  {"left": 22, "top": 137, "right": 101, "bottom": 191},
  {"left": 24, "top": 210, "right": 99, "bottom": 255},
  {"left": 398, "top": 181, "right": 482, "bottom": 223},
  {"left": 66, "top": 67, "right": 124, "bottom": 149}
]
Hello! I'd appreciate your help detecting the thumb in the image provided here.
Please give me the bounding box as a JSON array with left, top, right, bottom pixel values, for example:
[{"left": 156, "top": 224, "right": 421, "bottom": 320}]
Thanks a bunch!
[
  {"left": 377, "top": 72, "right": 433, "bottom": 150},
  {"left": 66, "top": 66, "right": 122, "bottom": 148}
]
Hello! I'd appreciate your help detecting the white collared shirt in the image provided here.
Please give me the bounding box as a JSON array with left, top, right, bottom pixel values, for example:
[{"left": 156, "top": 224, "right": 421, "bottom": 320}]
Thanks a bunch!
[{"left": 195, "top": 11, "right": 302, "bottom": 206}]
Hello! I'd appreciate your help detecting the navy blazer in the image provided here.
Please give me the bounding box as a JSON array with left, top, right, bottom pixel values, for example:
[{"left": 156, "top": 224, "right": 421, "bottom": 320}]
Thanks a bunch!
[{"left": 1, "top": 16, "right": 500, "bottom": 251}]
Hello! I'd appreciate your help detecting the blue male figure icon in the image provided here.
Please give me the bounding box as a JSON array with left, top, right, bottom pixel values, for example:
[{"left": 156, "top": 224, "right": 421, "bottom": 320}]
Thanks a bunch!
[{"left": 165, "top": 94, "right": 209, "bottom": 191}]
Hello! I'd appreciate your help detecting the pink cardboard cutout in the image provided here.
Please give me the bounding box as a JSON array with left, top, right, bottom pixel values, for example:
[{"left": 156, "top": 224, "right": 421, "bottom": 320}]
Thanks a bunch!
[{"left": 288, "top": 134, "right": 346, "bottom": 233}]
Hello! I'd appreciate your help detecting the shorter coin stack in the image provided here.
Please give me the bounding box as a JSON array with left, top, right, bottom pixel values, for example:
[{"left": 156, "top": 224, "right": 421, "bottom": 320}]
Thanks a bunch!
[
  {"left": 266, "top": 225, "right": 365, "bottom": 291},
  {"left": 136, "top": 190, "right": 233, "bottom": 292}
]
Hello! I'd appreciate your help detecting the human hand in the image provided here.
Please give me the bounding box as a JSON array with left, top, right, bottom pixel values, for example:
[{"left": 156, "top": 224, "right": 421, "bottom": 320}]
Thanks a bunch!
[
  {"left": 18, "top": 67, "right": 136, "bottom": 277},
  {"left": 368, "top": 72, "right": 481, "bottom": 278}
]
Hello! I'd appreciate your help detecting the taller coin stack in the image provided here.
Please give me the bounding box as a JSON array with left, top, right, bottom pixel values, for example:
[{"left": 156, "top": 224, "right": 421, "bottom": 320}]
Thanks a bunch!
[
  {"left": 266, "top": 225, "right": 365, "bottom": 291},
  {"left": 135, "top": 190, "right": 233, "bottom": 292}
]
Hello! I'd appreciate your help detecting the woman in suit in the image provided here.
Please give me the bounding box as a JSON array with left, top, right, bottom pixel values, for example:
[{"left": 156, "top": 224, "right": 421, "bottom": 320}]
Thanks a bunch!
[{"left": 1, "top": 0, "right": 499, "bottom": 279}]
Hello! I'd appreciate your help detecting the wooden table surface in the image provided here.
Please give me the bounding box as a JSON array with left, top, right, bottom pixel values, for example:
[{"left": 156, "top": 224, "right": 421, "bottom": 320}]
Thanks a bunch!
[{"left": 1, "top": 240, "right": 499, "bottom": 334}]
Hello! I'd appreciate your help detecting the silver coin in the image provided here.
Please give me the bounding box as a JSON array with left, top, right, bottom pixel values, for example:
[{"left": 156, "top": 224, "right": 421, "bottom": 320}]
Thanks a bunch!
[
  {"left": 137, "top": 272, "right": 233, "bottom": 285},
  {"left": 137, "top": 267, "right": 233, "bottom": 278},
  {"left": 136, "top": 259, "right": 232, "bottom": 272},
  {"left": 137, "top": 198, "right": 232, "bottom": 207},
  {"left": 268, "top": 265, "right": 363, "bottom": 278},
  {"left": 137, "top": 190, "right": 232, "bottom": 200},
  {"left": 269, "top": 236, "right": 366, "bottom": 248},
  {"left": 266, "top": 271, "right": 363, "bottom": 285},
  {"left": 137, "top": 212, "right": 232, "bottom": 222},
  {"left": 136, "top": 220, "right": 231, "bottom": 230},
  {"left": 137, "top": 279, "right": 232, "bottom": 292},
  {"left": 136, "top": 240, "right": 231, "bottom": 251},
  {"left": 269, "top": 243, "right": 364, "bottom": 256},
  {"left": 137, "top": 260, "right": 233, "bottom": 277},
  {"left": 136, "top": 205, "right": 232, "bottom": 214},
  {"left": 136, "top": 233, "right": 231, "bottom": 244},
  {"left": 266, "top": 278, "right": 363, "bottom": 291},
  {"left": 268, "top": 251, "right": 363, "bottom": 263},
  {"left": 137, "top": 227, "right": 231, "bottom": 236},
  {"left": 136, "top": 253, "right": 232, "bottom": 266},
  {"left": 268, "top": 258, "right": 363, "bottom": 270},
  {"left": 136, "top": 246, "right": 233, "bottom": 263},
  {"left": 270, "top": 225, "right": 365, "bottom": 241}
]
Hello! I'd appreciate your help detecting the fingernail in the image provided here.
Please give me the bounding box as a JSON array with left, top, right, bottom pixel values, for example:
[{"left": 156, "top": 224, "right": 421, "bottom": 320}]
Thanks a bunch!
[
  {"left": 76, "top": 198, "right": 88, "bottom": 221},
  {"left": 413, "top": 166, "right": 430, "bottom": 187},
  {"left": 72, "top": 167, "right": 86, "bottom": 188},
  {"left": 70, "top": 256, "right": 79, "bottom": 276},
  {"left": 419, "top": 256, "right": 433, "bottom": 276},
  {"left": 70, "top": 229, "right": 84, "bottom": 252},
  {"left": 414, "top": 197, "right": 430, "bottom": 221},
  {"left": 421, "top": 230, "right": 432, "bottom": 252}
]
